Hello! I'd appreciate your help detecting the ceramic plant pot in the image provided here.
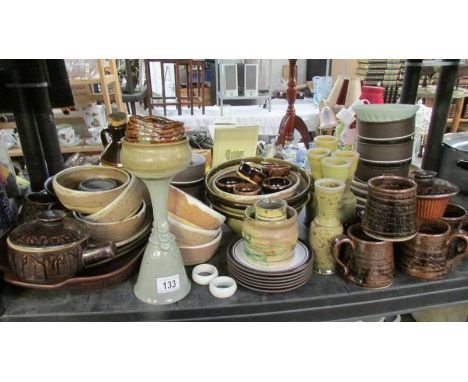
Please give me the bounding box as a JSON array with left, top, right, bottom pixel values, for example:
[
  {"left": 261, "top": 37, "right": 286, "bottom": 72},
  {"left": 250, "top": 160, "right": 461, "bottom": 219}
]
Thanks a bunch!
[
  {"left": 332, "top": 223, "right": 395, "bottom": 288},
  {"left": 309, "top": 178, "right": 345, "bottom": 274},
  {"left": 7, "top": 210, "right": 115, "bottom": 284},
  {"left": 415, "top": 178, "right": 459, "bottom": 220},
  {"left": 362, "top": 176, "right": 417, "bottom": 241},
  {"left": 242, "top": 201, "right": 298, "bottom": 267},
  {"left": 396, "top": 219, "right": 468, "bottom": 280},
  {"left": 314, "top": 135, "right": 338, "bottom": 152}
]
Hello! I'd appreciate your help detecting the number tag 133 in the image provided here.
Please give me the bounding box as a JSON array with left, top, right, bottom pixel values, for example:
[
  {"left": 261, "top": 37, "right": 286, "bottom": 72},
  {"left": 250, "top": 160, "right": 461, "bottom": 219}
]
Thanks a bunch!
[{"left": 157, "top": 275, "right": 180, "bottom": 294}]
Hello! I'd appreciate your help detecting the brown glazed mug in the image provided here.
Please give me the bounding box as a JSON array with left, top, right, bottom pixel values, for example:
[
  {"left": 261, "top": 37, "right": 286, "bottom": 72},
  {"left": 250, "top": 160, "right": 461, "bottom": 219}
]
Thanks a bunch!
[
  {"left": 396, "top": 219, "right": 468, "bottom": 280},
  {"left": 332, "top": 223, "right": 395, "bottom": 288},
  {"left": 442, "top": 203, "right": 467, "bottom": 232}
]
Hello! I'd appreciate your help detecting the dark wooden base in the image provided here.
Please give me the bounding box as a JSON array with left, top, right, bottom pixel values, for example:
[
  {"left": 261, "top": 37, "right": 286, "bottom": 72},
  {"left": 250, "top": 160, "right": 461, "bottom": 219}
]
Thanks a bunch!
[{"left": 277, "top": 114, "right": 311, "bottom": 149}]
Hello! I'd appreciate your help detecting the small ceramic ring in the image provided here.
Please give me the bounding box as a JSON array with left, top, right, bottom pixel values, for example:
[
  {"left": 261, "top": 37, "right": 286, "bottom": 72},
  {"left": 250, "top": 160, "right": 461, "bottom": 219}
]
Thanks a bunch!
[
  {"left": 209, "top": 276, "right": 237, "bottom": 298},
  {"left": 192, "top": 264, "right": 219, "bottom": 285}
]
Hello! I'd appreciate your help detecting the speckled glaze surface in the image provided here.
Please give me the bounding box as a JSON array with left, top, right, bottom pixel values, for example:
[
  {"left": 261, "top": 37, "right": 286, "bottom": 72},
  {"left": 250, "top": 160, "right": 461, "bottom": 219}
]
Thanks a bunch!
[
  {"left": 396, "top": 219, "right": 468, "bottom": 280},
  {"left": 242, "top": 205, "right": 298, "bottom": 266},
  {"left": 309, "top": 178, "right": 345, "bottom": 274}
]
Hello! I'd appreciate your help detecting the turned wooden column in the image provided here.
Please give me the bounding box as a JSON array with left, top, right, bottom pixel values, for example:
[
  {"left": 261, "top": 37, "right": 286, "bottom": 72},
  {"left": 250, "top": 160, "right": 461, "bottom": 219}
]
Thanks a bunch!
[{"left": 277, "top": 59, "right": 310, "bottom": 149}]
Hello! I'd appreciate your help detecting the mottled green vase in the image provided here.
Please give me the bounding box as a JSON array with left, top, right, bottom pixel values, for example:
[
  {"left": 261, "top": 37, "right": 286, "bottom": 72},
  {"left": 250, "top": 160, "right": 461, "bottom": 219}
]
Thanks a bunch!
[{"left": 309, "top": 178, "right": 345, "bottom": 274}]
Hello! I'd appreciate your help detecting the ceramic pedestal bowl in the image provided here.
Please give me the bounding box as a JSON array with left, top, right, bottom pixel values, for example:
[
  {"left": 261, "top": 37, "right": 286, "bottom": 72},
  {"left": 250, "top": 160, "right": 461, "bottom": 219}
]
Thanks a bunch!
[
  {"left": 120, "top": 138, "right": 193, "bottom": 305},
  {"left": 53, "top": 166, "right": 130, "bottom": 214}
]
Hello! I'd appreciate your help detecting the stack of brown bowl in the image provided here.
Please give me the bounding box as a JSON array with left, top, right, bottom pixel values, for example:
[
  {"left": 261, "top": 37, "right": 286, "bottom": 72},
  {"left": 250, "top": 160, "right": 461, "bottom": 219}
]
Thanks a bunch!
[
  {"left": 53, "top": 165, "right": 151, "bottom": 258},
  {"left": 168, "top": 185, "right": 225, "bottom": 265},
  {"left": 205, "top": 157, "right": 312, "bottom": 235},
  {"left": 351, "top": 104, "right": 419, "bottom": 207}
]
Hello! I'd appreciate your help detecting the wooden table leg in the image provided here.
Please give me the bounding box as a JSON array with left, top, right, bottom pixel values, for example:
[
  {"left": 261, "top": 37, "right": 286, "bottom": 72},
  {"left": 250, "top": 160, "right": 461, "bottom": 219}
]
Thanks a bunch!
[
  {"left": 174, "top": 62, "right": 182, "bottom": 115},
  {"left": 188, "top": 61, "right": 194, "bottom": 115},
  {"left": 97, "top": 59, "right": 112, "bottom": 115},
  {"left": 201, "top": 63, "right": 205, "bottom": 115},
  {"left": 451, "top": 97, "right": 464, "bottom": 133},
  {"left": 160, "top": 62, "right": 167, "bottom": 116},
  {"left": 145, "top": 60, "right": 153, "bottom": 116}
]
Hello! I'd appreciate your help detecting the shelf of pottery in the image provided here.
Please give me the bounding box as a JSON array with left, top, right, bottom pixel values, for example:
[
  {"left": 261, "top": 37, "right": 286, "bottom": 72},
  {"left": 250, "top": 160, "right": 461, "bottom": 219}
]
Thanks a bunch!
[
  {"left": 356, "top": 59, "right": 404, "bottom": 103},
  {"left": 2, "top": 104, "right": 467, "bottom": 311}
]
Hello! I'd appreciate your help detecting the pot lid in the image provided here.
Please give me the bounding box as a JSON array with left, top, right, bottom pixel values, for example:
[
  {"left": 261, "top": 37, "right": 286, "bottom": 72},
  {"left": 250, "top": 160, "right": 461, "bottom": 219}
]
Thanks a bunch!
[
  {"left": 443, "top": 132, "right": 468, "bottom": 153},
  {"left": 8, "top": 210, "right": 90, "bottom": 249},
  {"left": 353, "top": 104, "right": 419, "bottom": 123}
]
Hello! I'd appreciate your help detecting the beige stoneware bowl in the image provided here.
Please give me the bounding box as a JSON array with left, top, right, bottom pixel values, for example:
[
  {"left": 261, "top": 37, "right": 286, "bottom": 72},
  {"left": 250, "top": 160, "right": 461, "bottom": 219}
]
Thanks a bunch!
[
  {"left": 177, "top": 230, "right": 223, "bottom": 266},
  {"left": 169, "top": 212, "right": 221, "bottom": 246},
  {"left": 53, "top": 166, "right": 130, "bottom": 214},
  {"left": 85, "top": 175, "right": 143, "bottom": 223},
  {"left": 73, "top": 201, "right": 147, "bottom": 242}
]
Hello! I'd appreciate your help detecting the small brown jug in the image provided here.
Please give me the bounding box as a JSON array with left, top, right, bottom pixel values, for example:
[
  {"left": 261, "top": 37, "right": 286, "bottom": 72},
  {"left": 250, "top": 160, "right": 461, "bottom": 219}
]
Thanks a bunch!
[{"left": 100, "top": 112, "right": 128, "bottom": 168}]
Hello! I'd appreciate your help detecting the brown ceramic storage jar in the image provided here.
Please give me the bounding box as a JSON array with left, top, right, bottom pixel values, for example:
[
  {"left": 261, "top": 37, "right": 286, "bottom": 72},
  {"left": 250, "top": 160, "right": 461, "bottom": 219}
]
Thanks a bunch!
[{"left": 362, "top": 176, "right": 417, "bottom": 241}]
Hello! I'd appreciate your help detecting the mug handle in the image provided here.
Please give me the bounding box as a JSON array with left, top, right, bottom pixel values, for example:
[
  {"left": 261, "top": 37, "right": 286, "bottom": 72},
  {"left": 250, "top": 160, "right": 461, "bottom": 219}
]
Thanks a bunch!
[
  {"left": 100, "top": 128, "right": 110, "bottom": 146},
  {"left": 447, "top": 233, "right": 468, "bottom": 268},
  {"left": 331, "top": 234, "right": 355, "bottom": 276}
]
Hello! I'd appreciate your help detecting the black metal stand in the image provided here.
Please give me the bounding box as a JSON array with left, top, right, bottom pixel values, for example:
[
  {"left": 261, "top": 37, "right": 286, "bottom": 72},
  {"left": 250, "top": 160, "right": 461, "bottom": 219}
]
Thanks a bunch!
[
  {"left": 399, "top": 59, "right": 423, "bottom": 104},
  {"left": 422, "top": 59, "right": 460, "bottom": 172}
]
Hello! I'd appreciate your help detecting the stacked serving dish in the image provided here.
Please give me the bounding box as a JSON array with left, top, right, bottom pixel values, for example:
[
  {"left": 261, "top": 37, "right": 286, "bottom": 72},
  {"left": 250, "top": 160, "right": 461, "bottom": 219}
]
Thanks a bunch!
[
  {"left": 204, "top": 157, "right": 312, "bottom": 235},
  {"left": 351, "top": 104, "right": 419, "bottom": 208},
  {"left": 227, "top": 239, "right": 313, "bottom": 293}
]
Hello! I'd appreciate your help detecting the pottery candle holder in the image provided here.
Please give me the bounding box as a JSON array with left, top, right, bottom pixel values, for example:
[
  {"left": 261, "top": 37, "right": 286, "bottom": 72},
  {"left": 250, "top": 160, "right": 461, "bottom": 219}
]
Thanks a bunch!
[{"left": 120, "top": 135, "right": 192, "bottom": 305}]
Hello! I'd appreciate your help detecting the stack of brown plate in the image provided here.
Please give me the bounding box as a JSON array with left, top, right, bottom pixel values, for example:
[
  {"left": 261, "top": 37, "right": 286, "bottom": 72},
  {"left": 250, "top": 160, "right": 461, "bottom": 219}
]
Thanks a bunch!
[{"left": 227, "top": 239, "right": 313, "bottom": 293}]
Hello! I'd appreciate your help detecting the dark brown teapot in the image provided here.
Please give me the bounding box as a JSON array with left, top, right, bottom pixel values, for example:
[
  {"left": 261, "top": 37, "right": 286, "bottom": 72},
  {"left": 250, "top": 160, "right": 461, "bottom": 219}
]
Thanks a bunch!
[{"left": 7, "top": 210, "right": 115, "bottom": 284}]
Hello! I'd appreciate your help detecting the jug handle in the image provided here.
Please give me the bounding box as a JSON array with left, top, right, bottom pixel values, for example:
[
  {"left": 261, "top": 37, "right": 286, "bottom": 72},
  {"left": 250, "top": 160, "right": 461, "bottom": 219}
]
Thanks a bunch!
[
  {"left": 100, "top": 128, "right": 110, "bottom": 146},
  {"left": 331, "top": 234, "right": 355, "bottom": 276},
  {"left": 82, "top": 242, "right": 116, "bottom": 265},
  {"left": 447, "top": 232, "right": 468, "bottom": 268}
]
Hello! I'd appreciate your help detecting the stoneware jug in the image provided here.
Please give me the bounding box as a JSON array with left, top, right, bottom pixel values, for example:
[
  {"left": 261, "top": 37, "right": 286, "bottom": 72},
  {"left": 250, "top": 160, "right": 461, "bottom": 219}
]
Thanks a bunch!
[{"left": 100, "top": 112, "right": 128, "bottom": 168}]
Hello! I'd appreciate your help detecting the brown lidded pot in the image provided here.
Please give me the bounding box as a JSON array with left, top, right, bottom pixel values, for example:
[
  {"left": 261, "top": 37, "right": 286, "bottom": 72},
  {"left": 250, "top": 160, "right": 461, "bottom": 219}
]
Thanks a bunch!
[
  {"left": 7, "top": 210, "right": 116, "bottom": 284},
  {"left": 332, "top": 223, "right": 395, "bottom": 288},
  {"left": 395, "top": 219, "right": 468, "bottom": 280}
]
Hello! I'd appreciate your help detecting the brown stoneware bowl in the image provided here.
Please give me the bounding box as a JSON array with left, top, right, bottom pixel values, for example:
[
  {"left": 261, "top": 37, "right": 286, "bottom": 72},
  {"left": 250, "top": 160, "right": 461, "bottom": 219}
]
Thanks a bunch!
[
  {"left": 178, "top": 230, "right": 222, "bottom": 266},
  {"left": 215, "top": 175, "right": 244, "bottom": 193},
  {"left": 233, "top": 183, "right": 262, "bottom": 196},
  {"left": 262, "top": 177, "right": 293, "bottom": 194}
]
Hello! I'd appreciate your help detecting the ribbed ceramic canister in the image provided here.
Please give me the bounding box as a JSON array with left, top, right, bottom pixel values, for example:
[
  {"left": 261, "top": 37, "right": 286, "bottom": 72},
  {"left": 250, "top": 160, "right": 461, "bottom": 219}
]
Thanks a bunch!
[{"left": 362, "top": 176, "right": 417, "bottom": 241}]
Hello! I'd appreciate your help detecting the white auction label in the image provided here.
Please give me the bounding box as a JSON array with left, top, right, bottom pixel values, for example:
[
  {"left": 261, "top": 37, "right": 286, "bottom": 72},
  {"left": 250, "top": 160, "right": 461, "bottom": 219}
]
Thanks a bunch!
[{"left": 157, "top": 274, "right": 180, "bottom": 294}]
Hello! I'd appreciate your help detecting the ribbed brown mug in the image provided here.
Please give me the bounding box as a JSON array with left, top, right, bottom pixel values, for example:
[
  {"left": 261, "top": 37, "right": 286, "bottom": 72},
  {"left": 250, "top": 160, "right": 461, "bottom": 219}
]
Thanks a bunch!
[
  {"left": 396, "top": 219, "right": 468, "bottom": 280},
  {"left": 332, "top": 223, "right": 395, "bottom": 288},
  {"left": 362, "top": 176, "right": 417, "bottom": 241}
]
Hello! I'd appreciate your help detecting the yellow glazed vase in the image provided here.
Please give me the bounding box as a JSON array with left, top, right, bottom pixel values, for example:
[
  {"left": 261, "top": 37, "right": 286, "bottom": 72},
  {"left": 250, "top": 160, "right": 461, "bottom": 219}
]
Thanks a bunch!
[
  {"left": 304, "top": 147, "right": 331, "bottom": 226},
  {"left": 309, "top": 178, "right": 345, "bottom": 274},
  {"left": 332, "top": 150, "right": 360, "bottom": 225}
]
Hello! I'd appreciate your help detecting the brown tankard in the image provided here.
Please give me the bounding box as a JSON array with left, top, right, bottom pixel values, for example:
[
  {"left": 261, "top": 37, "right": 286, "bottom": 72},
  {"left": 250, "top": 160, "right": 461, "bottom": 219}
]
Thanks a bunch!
[
  {"left": 332, "top": 223, "right": 395, "bottom": 288},
  {"left": 396, "top": 219, "right": 468, "bottom": 280}
]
